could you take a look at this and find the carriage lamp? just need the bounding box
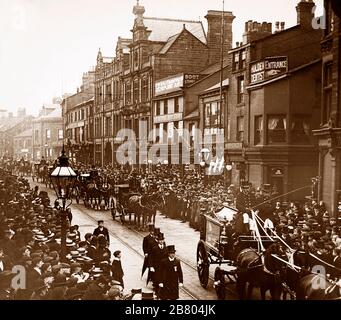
[50,146,77,262]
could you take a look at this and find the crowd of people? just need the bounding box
[2,156,341,298]
[0,168,161,300]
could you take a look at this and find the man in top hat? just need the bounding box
[236,181,256,214]
[142,224,155,278]
[93,220,110,245]
[159,245,183,300]
[149,232,167,295]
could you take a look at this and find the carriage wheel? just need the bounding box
[197,240,209,289]
[214,267,226,300]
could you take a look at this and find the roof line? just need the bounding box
[288,58,321,74]
[144,16,202,24]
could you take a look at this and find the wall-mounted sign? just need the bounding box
[250,56,288,85]
[155,73,205,96]
[184,74,206,86]
[155,75,184,96]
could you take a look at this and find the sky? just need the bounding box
[0,0,324,116]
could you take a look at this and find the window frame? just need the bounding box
[254,115,263,145]
[237,76,245,104]
[322,62,333,125]
[291,114,311,145]
[237,116,244,142]
[46,129,51,140]
[267,114,287,144]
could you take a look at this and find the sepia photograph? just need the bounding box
[0,0,341,308]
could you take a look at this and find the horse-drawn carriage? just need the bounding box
[31,162,52,186]
[197,206,282,299]
[198,203,341,300]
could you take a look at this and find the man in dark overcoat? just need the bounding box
[93,220,110,245]
[149,233,167,295]
[142,224,155,278]
[159,245,183,300]
[111,250,124,288]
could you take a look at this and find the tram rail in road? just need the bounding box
[31,181,216,300]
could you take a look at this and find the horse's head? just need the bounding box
[264,243,288,276]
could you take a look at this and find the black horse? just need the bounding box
[235,243,287,300]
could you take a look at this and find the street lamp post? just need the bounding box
[50,146,77,262]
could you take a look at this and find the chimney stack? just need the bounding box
[296,0,315,28]
[242,20,272,44]
[205,10,235,65]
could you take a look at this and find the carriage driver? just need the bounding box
[234,181,257,236]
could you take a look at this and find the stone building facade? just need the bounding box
[223,0,323,200]
[313,0,341,216]
[93,2,234,165]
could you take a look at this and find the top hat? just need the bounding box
[148,224,155,232]
[154,228,160,236]
[167,245,176,253]
[157,233,165,241]
[241,181,251,188]
[141,289,154,300]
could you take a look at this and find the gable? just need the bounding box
[159,29,207,55]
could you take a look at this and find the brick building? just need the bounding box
[93,2,235,165]
[218,0,323,200]
[13,128,33,160]
[62,71,95,164]
[0,109,33,159]
[32,104,63,161]
[313,0,341,216]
